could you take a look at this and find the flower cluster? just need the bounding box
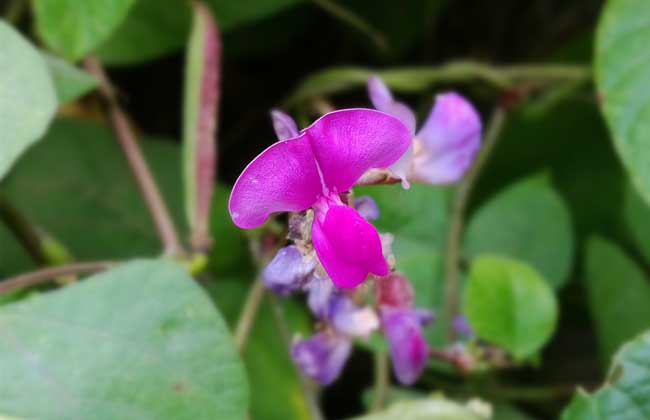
[229,76,482,385]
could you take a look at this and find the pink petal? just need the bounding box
[312,205,388,288]
[412,92,482,184]
[306,109,411,193]
[229,135,322,228]
[367,76,417,135]
[382,307,429,385]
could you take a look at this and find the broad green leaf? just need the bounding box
[0,260,248,419]
[463,256,558,359]
[354,184,450,343]
[464,174,574,289]
[561,331,650,419]
[34,0,136,60]
[584,237,650,366]
[0,118,184,275]
[623,183,650,263]
[349,397,490,420]
[595,0,650,207]
[0,21,57,180]
[43,53,97,103]
[206,277,312,420]
[98,0,191,66]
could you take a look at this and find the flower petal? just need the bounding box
[305,272,336,319]
[270,109,299,141]
[262,245,316,296]
[229,135,322,228]
[382,307,429,385]
[367,76,417,135]
[306,109,411,193]
[375,272,414,308]
[291,332,351,385]
[412,92,482,184]
[329,294,379,337]
[312,205,388,288]
[354,195,380,221]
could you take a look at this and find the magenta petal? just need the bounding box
[270,109,299,141]
[382,307,429,385]
[229,135,321,228]
[412,92,482,184]
[367,76,417,135]
[312,205,388,288]
[306,109,411,193]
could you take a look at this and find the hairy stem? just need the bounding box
[443,105,508,340]
[371,351,390,412]
[84,57,184,257]
[0,262,115,294]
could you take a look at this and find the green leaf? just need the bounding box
[463,255,558,359]
[595,0,650,207]
[97,0,191,66]
[354,184,450,343]
[464,174,574,289]
[0,21,57,181]
[623,183,650,263]
[348,397,490,420]
[0,260,248,419]
[43,53,97,104]
[584,237,650,366]
[561,330,650,419]
[206,277,312,420]
[34,0,136,60]
[0,118,185,275]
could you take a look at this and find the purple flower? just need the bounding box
[354,195,380,221]
[291,331,352,385]
[229,109,411,288]
[271,109,299,141]
[375,272,414,308]
[381,307,429,385]
[305,272,335,319]
[367,76,482,188]
[328,293,379,338]
[452,314,475,338]
[262,245,316,295]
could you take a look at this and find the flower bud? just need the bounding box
[291,332,352,385]
[452,314,474,338]
[354,195,380,221]
[329,294,379,338]
[262,245,316,296]
[375,272,414,308]
[381,307,429,385]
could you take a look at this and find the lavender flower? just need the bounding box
[354,195,380,221]
[367,76,482,188]
[291,331,352,385]
[381,307,429,385]
[262,245,316,295]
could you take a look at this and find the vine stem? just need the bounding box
[0,262,114,295]
[371,351,390,412]
[443,105,508,340]
[84,57,184,257]
[0,195,49,265]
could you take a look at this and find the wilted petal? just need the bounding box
[312,205,388,288]
[367,76,417,135]
[262,245,316,296]
[306,272,336,319]
[354,195,380,221]
[382,307,429,385]
[271,109,299,141]
[329,294,379,337]
[229,135,321,228]
[306,109,411,193]
[412,92,482,184]
[375,272,414,308]
[291,332,352,385]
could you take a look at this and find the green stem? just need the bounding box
[0,261,114,294]
[233,278,265,352]
[371,351,390,412]
[311,0,388,52]
[443,105,508,340]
